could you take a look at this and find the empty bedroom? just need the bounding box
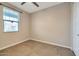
[0,2,79,56]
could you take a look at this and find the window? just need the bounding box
[3,7,20,32]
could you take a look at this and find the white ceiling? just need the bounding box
[9,2,62,13]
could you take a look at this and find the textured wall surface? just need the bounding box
[0,5,30,49]
[31,3,71,48]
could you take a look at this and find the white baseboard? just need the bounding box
[31,38,72,50]
[0,37,72,51]
[0,37,30,50]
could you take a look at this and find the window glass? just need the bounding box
[3,7,20,32]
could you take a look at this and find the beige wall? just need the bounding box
[31,3,71,48]
[0,2,72,50]
[0,5,30,49]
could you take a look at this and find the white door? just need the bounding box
[73,2,79,56]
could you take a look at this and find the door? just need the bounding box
[73,2,79,56]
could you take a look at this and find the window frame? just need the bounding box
[3,7,20,32]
